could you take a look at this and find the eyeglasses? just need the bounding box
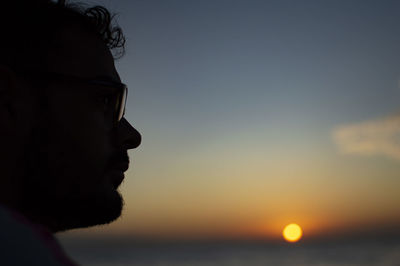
[17,70,128,127]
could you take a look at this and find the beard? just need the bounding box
[17,100,124,232]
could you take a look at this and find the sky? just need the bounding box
[62,0,400,242]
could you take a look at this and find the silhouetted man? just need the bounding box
[0,1,141,264]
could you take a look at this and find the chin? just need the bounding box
[20,184,124,232]
[59,188,124,231]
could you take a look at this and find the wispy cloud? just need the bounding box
[333,114,400,160]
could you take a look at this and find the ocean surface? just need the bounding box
[58,237,400,266]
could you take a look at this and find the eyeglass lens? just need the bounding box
[117,86,127,122]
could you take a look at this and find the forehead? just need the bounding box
[46,24,120,81]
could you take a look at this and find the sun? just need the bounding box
[282,223,303,243]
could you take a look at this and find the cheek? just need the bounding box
[59,130,111,186]
[45,128,110,194]
[46,90,114,190]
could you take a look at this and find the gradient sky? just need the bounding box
[63,0,400,241]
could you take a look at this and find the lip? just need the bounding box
[107,160,129,189]
[108,170,125,189]
[111,161,129,172]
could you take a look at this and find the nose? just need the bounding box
[116,117,141,150]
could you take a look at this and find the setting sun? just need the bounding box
[283,224,303,242]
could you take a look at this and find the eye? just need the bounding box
[97,94,115,112]
[102,95,111,105]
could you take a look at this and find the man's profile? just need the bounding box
[0,0,141,264]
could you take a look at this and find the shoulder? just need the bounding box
[0,205,78,266]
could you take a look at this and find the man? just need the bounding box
[0,0,141,264]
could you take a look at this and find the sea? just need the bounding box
[58,237,400,266]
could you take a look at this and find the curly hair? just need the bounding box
[60,1,126,58]
[0,0,126,70]
[83,5,126,56]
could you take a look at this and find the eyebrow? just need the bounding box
[95,75,122,84]
[88,76,125,95]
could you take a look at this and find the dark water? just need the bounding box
[58,238,400,266]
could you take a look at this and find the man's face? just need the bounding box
[19,25,141,232]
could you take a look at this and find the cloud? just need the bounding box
[333,114,400,160]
